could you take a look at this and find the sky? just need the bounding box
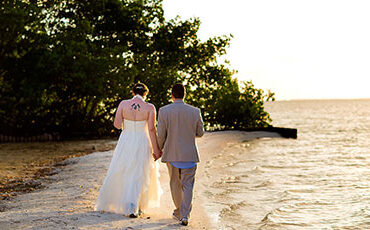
[162,0,370,100]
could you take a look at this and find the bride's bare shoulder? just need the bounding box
[120,99,131,104]
[146,102,156,109]
[117,99,131,109]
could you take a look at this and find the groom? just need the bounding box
[156,83,204,226]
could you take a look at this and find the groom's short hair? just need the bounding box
[171,83,185,99]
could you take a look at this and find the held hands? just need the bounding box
[152,149,162,161]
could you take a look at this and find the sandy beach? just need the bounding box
[0,131,281,230]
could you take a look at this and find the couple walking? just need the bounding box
[94,83,204,226]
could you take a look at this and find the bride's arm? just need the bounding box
[113,101,124,129]
[148,105,161,157]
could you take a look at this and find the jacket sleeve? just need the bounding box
[196,108,204,137]
[157,108,167,149]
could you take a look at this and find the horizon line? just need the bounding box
[270,97,370,102]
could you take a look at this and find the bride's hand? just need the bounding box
[153,150,162,161]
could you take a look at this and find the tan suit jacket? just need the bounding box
[157,100,204,162]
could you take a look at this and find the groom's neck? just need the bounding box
[171,96,184,102]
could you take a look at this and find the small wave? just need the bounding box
[294,200,333,207]
[262,164,302,169]
[260,207,310,228]
[224,176,241,184]
[223,162,237,168]
[261,211,273,222]
[279,197,299,203]
[212,188,236,197]
[254,180,273,188]
[211,176,241,188]
[220,201,247,218]
[251,166,264,173]
[286,188,316,193]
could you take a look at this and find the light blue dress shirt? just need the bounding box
[170,162,197,169]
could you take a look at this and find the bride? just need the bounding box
[94,83,162,218]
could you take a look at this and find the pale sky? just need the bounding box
[162,0,370,100]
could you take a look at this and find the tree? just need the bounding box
[0,0,49,136]
[0,0,274,139]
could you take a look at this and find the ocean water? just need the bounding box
[203,99,370,229]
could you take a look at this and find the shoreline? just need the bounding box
[0,138,118,202]
[0,131,282,229]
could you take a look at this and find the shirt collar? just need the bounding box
[173,99,184,104]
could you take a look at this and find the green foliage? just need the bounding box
[206,80,275,130]
[0,0,275,138]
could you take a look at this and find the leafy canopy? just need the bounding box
[0,0,274,138]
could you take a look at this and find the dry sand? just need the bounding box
[0,131,281,230]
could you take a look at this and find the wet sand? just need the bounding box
[0,131,281,229]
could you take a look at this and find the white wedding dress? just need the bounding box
[94,119,161,215]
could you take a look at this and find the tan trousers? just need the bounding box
[166,162,197,219]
